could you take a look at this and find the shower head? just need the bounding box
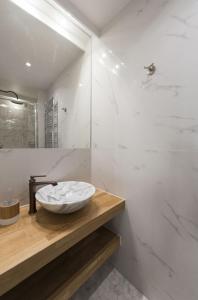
[11,99,24,105]
[0,89,24,105]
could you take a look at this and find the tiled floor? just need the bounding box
[71,263,148,300]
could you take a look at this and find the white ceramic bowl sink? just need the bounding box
[36,181,96,214]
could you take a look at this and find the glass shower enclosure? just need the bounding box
[0,95,37,148]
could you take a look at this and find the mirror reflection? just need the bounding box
[0,0,91,149]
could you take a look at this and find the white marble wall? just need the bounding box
[91,0,198,299]
[0,149,90,205]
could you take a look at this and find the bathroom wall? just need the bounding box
[47,44,91,149]
[91,0,198,299]
[0,149,90,205]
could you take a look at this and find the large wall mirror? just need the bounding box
[0,0,91,149]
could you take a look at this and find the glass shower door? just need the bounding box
[0,97,37,148]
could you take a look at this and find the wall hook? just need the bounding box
[144,63,156,76]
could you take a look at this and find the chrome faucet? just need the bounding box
[29,175,57,214]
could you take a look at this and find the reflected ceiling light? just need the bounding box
[25,62,31,67]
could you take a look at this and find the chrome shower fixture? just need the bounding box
[144,63,156,76]
[0,89,24,105]
[11,99,24,105]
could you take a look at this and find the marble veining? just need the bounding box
[136,235,175,278]
[163,199,198,244]
[161,213,183,239]
[171,15,198,29]
[46,150,76,175]
[91,0,198,299]
[143,82,183,97]
[36,181,95,214]
[165,33,189,40]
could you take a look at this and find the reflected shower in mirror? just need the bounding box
[0,0,91,149]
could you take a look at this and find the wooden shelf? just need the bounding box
[2,227,120,300]
[0,189,125,296]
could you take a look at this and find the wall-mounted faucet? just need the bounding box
[29,175,57,214]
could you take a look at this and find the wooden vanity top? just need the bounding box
[0,189,125,296]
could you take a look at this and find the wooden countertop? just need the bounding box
[0,189,125,296]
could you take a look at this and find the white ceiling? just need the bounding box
[0,0,131,94]
[0,0,83,92]
[57,0,131,32]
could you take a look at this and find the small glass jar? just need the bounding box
[0,199,20,226]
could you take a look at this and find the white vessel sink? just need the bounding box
[35,181,96,214]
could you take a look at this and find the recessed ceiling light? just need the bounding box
[25,62,31,67]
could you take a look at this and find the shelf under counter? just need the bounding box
[0,189,125,297]
[3,227,119,300]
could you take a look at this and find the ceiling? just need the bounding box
[57,0,132,32]
[0,0,83,93]
[0,0,132,94]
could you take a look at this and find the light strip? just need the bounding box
[10,0,90,51]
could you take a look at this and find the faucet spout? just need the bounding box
[33,181,58,186]
[29,176,58,215]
